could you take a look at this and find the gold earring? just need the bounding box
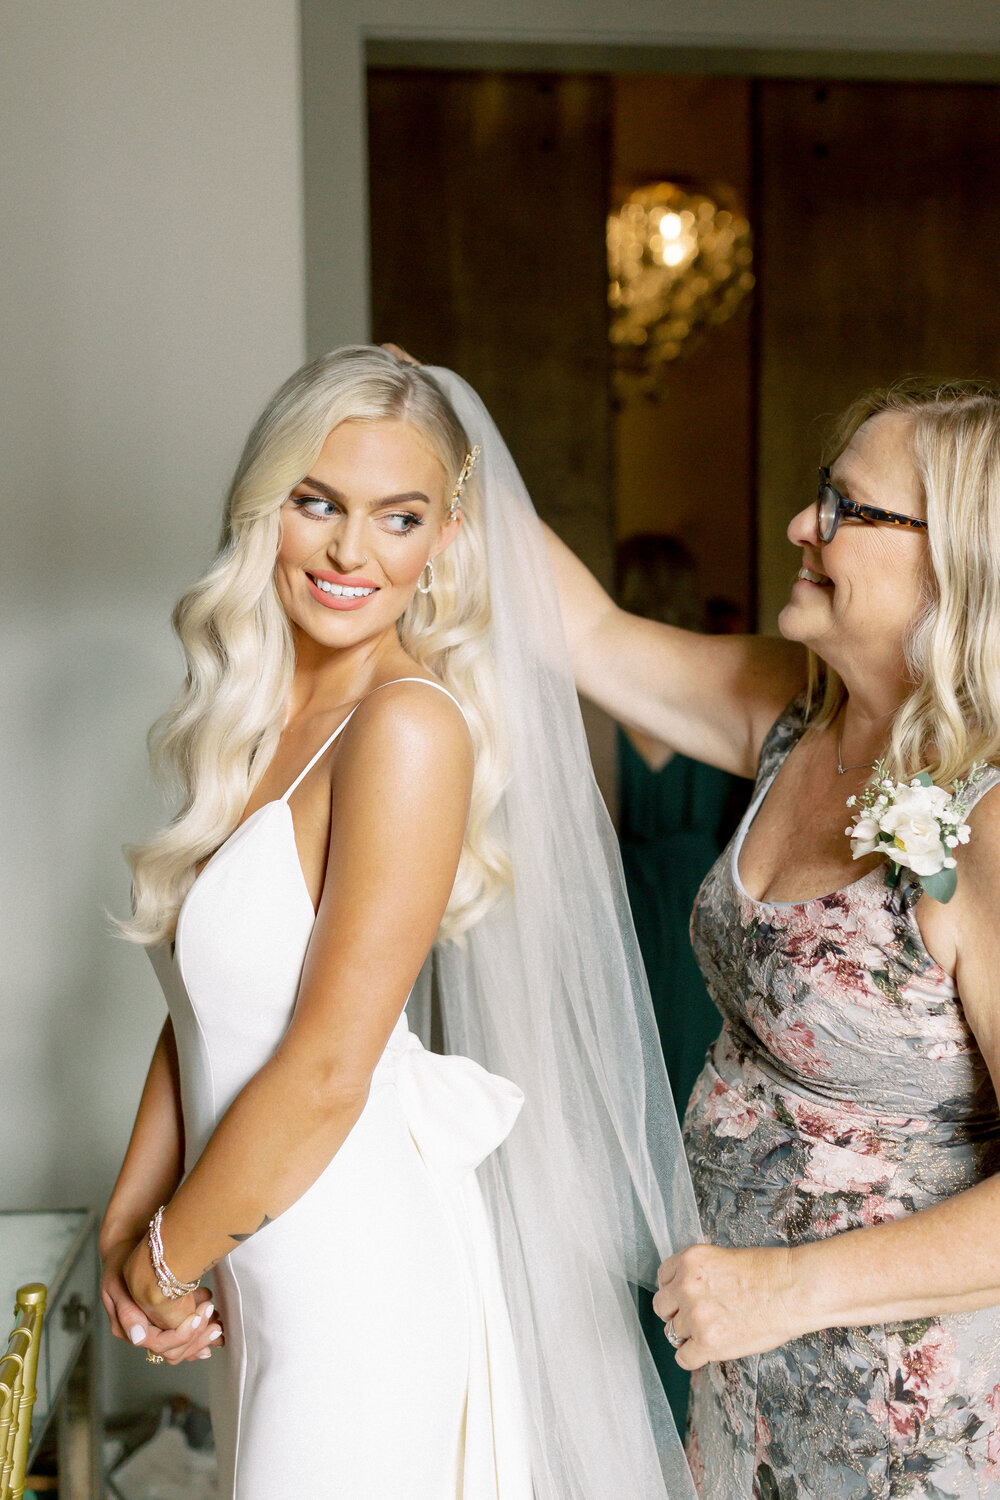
[416,560,434,595]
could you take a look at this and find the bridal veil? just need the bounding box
[414,368,702,1499]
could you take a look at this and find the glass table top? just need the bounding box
[0,1209,91,1316]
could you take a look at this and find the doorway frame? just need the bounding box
[300,2,1000,357]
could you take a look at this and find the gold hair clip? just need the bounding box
[449,445,481,519]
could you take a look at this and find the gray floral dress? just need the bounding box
[684,697,1000,1500]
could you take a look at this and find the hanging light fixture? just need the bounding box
[607,180,754,399]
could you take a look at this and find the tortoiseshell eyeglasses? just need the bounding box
[817,467,929,543]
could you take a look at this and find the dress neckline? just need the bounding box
[728,766,959,993]
[173,801,315,965]
[731,767,884,911]
[180,676,469,938]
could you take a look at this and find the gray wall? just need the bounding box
[2,0,304,1409]
[5,0,1000,1423]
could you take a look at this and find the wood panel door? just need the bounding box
[368,68,617,794]
[756,79,1000,626]
[368,69,614,583]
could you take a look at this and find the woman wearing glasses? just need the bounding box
[546,379,1000,1498]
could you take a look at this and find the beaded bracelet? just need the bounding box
[147,1205,200,1300]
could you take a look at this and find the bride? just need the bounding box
[98,346,701,1498]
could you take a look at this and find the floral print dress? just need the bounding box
[684,698,1000,1500]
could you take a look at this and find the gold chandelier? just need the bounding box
[607,181,754,398]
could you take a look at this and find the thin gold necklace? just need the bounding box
[836,727,874,777]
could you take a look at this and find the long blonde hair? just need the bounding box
[806,378,1000,782]
[121,347,508,946]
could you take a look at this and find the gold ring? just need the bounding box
[145,1350,165,1364]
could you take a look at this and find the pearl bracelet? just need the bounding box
[147,1205,200,1300]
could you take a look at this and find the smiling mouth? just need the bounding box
[797,567,833,587]
[308,575,378,599]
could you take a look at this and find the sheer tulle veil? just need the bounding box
[412,368,703,1498]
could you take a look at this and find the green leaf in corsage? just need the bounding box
[844,762,984,904]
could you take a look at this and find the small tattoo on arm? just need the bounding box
[229,1215,274,1244]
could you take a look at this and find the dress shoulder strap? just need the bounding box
[961,762,1000,811]
[753,690,811,794]
[281,678,468,801]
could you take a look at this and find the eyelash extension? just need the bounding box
[292,496,336,518]
[291,498,425,532]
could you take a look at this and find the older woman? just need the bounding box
[545,380,1000,1498]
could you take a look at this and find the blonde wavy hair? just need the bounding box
[121,347,509,947]
[805,377,1000,783]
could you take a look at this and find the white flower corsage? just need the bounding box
[845,764,983,903]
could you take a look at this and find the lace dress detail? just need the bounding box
[684,696,1000,1500]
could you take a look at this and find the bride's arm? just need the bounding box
[122,688,472,1320]
[542,521,806,778]
[100,1020,217,1361]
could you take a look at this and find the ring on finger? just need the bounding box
[666,1320,685,1349]
[145,1350,165,1364]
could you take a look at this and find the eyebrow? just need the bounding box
[296,476,431,508]
[830,464,871,505]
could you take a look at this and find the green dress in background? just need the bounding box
[617,730,745,1432]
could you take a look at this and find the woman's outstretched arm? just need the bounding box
[542,521,806,778]
[122,686,472,1320]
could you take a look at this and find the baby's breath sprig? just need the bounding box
[845,761,985,903]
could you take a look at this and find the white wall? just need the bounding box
[1,0,305,1410]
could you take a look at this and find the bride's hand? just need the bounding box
[653,1243,801,1369]
[102,1238,225,1365]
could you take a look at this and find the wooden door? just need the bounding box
[755,79,1000,626]
[368,68,617,792]
[368,69,614,584]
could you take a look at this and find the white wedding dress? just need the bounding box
[149,680,533,1499]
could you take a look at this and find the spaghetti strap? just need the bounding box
[962,762,1000,809]
[281,678,468,801]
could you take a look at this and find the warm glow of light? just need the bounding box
[607,179,754,398]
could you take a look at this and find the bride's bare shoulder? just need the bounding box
[331,676,472,782]
[320,677,474,882]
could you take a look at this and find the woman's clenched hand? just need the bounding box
[653,1242,804,1370]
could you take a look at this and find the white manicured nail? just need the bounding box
[208,1326,222,1342]
[198,1349,212,1359]
[129,1326,145,1346]
[202,1302,215,1320]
